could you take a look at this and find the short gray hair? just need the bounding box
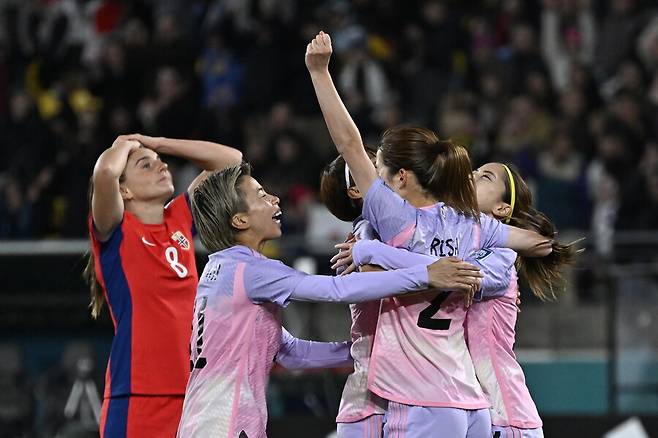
[191,163,251,252]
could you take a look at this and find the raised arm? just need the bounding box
[91,136,141,240]
[305,31,377,195]
[123,134,243,196]
[275,327,352,370]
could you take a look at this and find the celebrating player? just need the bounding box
[176,163,483,437]
[306,31,553,437]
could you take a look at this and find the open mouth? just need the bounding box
[272,211,282,224]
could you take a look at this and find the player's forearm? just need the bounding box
[309,70,364,157]
[292,265,429,303]
[152,137,243,170]
[507,227,553,257]
[93,141,139,181]
[353,239,436,270]
[276,328,352,369]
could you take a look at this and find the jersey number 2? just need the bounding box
[416,291,452,330]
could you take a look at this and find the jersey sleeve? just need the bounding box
[275,327,353,370]
[243,257,430,305]
[352,218,379,241]
[88,213,124,247]
[468,248,517,301]
[242,258,306,307]
[353,239,437,270]
[479,213,510,249]
[362,178,418,248]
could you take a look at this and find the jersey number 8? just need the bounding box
[165,246,188,278]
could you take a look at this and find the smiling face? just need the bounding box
[120,147,174,203]
[234,176,282,245]
[472,162,510,220]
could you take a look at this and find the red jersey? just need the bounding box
[90,194,198,398]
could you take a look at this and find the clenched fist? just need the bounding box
[305,31,332,73]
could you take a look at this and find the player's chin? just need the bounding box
[270,226,283,239]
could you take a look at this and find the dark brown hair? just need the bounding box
[83,174,125,319]
[319,147,377,222]
[378,126,479,219]
[500,163,581,301]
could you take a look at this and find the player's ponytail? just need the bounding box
[379,126,479,218]
[426,140,479,220]
[500,164,581,301]
[84,254,105,319]
[84,177,105,319]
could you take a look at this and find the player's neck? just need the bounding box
[235,233,265,254]
[126,200,165,224]
[404,190,437,209]
[398,179,436,208]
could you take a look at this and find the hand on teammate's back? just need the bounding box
[305,31,332,73]
[331,240,357,274]
[427,257,482,299]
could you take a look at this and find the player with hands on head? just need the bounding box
[85,133,242,438]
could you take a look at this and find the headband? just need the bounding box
[345,162,352,189]
[501,164,516,224]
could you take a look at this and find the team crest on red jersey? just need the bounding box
[171,231,190,250]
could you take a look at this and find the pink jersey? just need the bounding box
[337,218,387,423]
[177,248,282,438]
[178,243,433,437]
[362,178,509,408]
[337,299,388,422]
[466,249,542,429]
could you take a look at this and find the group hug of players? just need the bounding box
[87,32,577,438]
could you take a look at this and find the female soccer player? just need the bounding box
[306,31,553,437]
[85,133,243,437]
[321,155,503,438]
[321,153,387,437]
[176,163,483,438]
[468,162,577,438]
[336,162,578,438]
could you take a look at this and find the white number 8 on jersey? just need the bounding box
[165,246,188,278]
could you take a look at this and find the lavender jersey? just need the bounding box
[337,218,387,423]
[362,178,509,408]
[465,248,543,429]
[178,245,432,438]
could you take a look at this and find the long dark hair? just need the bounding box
[501,163,581,301]
[378,126,479,219]
[84,177,108,319]
[319,147,377,222]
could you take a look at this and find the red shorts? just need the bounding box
[100,395,184,438]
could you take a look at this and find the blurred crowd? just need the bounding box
[0,0,657,247]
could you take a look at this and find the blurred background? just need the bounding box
[0,0,657,436]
